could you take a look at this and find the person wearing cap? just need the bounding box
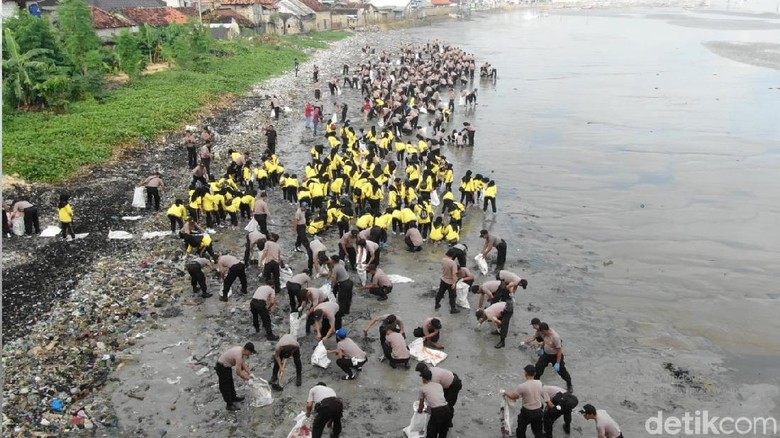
[479,230,507,271]
[286,268,313,312]
[534,323,573,393]
[520,318,545,349]
[215,342,256,411]
[293,202,309,253]
[244,230,266,266]
[475,300,513,349]
[417,369,454,437]
[185,257,214,299]
[363,314,406,360]
[338,229,359,271]
[496,270,529,294]
[361,264,393,301]
[311,301,340,340]
[250,279,280,341]
[216,253,247,302]
[138,172,168,212]
[270,334,302,391]
[449,243,468,268]
[306,382,343,438]
[436,251,460,314]
[580,404,622,438]
[415,363,463,408]
[327,255,353,325]
[253,191,271,236]
[328,329,367,380]
[11,200,41,236]
[260,233,285,292]
[543,384,578,437]
[502,364,549,438]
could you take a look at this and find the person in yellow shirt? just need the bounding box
[429,216,445,242]
[240,191,255,220]
[443,164,454,192]
[355,211,375,230]
[183,232,216,261]
[202,191,219,228]
[254,165,269,191]
[395,139,406,163]
[224,195,241,228]
[400,205,417,232]
[472,174,487,204]
[415,201,434,239]
[448,201,465,228]
[307,212,326,235]
[483,180,498,213]
[188,189,203,223]
[167,199,189,234]
[444,222,460,244]
[375,209,393,243]
[58,194,76,240]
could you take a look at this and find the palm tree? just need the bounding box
[3,28,52,108]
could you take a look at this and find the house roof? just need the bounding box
[173,6,200,18]
[220,0,277,5]
[90,5,133,29]
[117,7,191,26]
[298,0,328,12]
[430,0,450,5]
[277,0,314,17]
[369,0,410,11]
[206,8,255,27]
[86,0,166,12]
[331,2,370,10]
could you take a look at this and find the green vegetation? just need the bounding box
[1,0,353,182]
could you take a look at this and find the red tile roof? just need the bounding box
[298,0,328,12]
[207,8,256,27]
[117,7,191,26]
[220,0,278,5]
[173,6,200,18]
[431,0,451,5]
[90,5,133,29]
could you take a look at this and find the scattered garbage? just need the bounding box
[108,230,134,239]
[408,338,447,366]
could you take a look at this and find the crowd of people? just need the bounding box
[2,38,623,438]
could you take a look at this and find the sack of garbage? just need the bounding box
[455,280,471,309]
[132,187,146,208]
[403,400,428,437]
[500,395,517,436]
[280,266,294,286]
[244,218,260,233]
[458,96,465,107]
[287,411,313,438]
[474,254,489,276]
[430,190,440,207]
[318,264,330,277]
[311,341,331,368]
[11,217,25,236]
[408,338,447,366]
[321,282,336,302]
[248,378,274,407]
[289,312,307,338]
[357,263,367,286]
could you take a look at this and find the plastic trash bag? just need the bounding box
[132,187,146,208]
[40,226,61,237]
[248,378,274,408]
[289,312,307,338]
[408,338,447,366]
[319,264,330,277]
[244,218,259,233]
[500,396,517,436]
[475,254,489,276]
[403,400,428,437]
[311,341,331,369]
[321,282,336,302]
[287,411,313,438]
[455,280,471,309]
[387,275,414,284]
[108,230,134,240]
[280,266,294,286]
[337,87,343,96]
[11,217,25,236]
[430,190,440,207]
[331,113,338,124]
[458,97,466,107]
[356,263,367,286]
[142,231,171,239]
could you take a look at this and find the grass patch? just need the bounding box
[2,32,350,183]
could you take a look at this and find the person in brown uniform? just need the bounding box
[11,200,40,236]
[244,230,266,265]
[362,264,393,301]
[270,334,302,391]
[185,257,214,298]
[311,301,340,340]
[286,269,313,312]
[328,329,367,380]
[253,191,271,236]
[215,342,255,411]
[414,317,444,349]
[260,233,284,292]
[363,314,405,361]
[138,172,167,211]
[384,327,411,369]
[436,251,460,314]
[250,279,280,341]
[534,322,573,393]
[475,301,512,349]
[293,202,309,253]
[502,364,550,438]
[217,254,247,302]
[415,363,463,408]
[417,369,454,438]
